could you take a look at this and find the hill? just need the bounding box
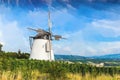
[91,54,120,60]
[55,55,87,60]
[55,54,120,60]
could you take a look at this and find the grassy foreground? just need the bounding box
[0,70,120,80]
[0,58,120,80]
[0,52,120,80]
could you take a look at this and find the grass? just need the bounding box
[0,70,120,80]
[67,73,120,80]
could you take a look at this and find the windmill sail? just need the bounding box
[48,11,52,61]
[48,11,52,30]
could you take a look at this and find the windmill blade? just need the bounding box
[48,11,52,29]
[27,27,46,33]
[48,11,52,61]
[52,35,66,40]
[28,28,38,32]
[61,37,67,39]
[37,29,45,33]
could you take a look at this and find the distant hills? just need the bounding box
[55,55,87,60]
[55,54,120,61]
[91,54,120,60]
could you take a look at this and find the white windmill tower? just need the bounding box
[28,12,65,60]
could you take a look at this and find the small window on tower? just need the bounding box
[42,45,44,48]
[45,42,50,52]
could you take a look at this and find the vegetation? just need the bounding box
[0,51,29,59]
[0,51,120,80]
[0,43,3,52]
[0,71,120,80]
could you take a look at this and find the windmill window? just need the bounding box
[45,42,50,52]
[42,45,44,48]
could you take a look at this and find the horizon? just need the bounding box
[0,0,120,56]
[55,53,120,57]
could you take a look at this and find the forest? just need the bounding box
[0,51,120,80]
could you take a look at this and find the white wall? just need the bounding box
[30,39,54,60]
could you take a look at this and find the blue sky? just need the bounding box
[0,0,120,56]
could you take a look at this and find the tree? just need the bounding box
[0,43,3,52]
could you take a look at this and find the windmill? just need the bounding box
[28,11,65,60]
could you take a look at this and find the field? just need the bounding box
[0,71,120,80]
[0,51,120,80]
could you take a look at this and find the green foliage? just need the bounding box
[48,63,68,79]
[0,52,120,79]
[0,43,3,52]
[0,51,29,59]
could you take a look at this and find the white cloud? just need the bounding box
[53,44,72,54]
[91,19,120,37]
[0,13,29,52]
[96,42,120,54]
[53,19,120,56]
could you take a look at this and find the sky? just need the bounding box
[0,0,120,56]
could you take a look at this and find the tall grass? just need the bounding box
[0,70,120,80]
[0,70,49,80]
[67,73,120,80]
